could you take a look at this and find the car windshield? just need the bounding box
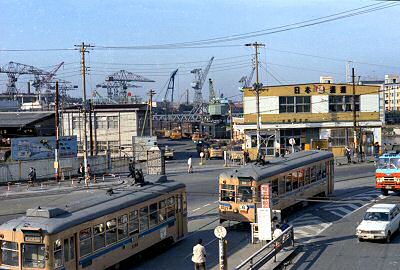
[232,146,242,151]
[212,145,220,149]
[364,212,389,221]
[377,158,400,169]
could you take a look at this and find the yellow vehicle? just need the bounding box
[169,129,182,140]
[219,150,334,223]
[192,132,201,143]
[0,179,187,270]
[209,144,224,159]
[164,146,174,160]
[229,145,244,162]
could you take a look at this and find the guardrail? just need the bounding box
[234,226,294,270]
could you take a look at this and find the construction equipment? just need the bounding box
[169,128,182,140]
[96,70,154,102]
[209,78,216,102]
[239,66,255,91]
[163,69,179,114]
[190,57,214,108]
[0,62,50,95]
[31,62,64,93]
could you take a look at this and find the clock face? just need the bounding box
[214,226,227,239]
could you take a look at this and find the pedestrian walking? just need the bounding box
[127,159,135,178]
[28,167,37,186]
[345,146,352,164]
[77,163,85,183]
[85,164,92,186]
[374,142,380,158]
[275,149,280,158]
[273,224,283,249]
[280,218,290,232]
[188,155,193,173]
[192,238,206,270]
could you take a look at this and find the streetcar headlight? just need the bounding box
[380,230,386,235]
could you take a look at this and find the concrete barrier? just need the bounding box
[0,155,110,184]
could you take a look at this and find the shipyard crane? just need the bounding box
[31,62,64,93]
[96,70,155,102]
[239,66,255,90]
[164,69,178,103]
[190,56,214,105]
[48,79,78,98]
[208,78,216,102]
[0,61,49,95]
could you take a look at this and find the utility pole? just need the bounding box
[55,81,60,181]
[148,89,156,136]
[89,99,94,156]
[245,42,265,158]
[229,102,233,143]
[352,68,363,162]
[75,42,94,176]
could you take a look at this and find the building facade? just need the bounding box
[62,104,150,156]
[235,81,382,158]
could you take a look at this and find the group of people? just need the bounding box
[272,216,290,241]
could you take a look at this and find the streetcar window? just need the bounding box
[221,190,235,202]
[183,193,187,212]
[176,195,182,212]
[140,206,149,232]
[63,239,69,262]
[310,166,316,182]
[278,176,286,195]
[53,239,62,268]
[317,164,322,180]
[299,170,305,187]
[286,173,292,192]
[166,197,175,218]
[292,172,298,190]
[93,223,105,251]
[106,219,117,245]
[79,228,92,257]
[237,186,253,202]
[23,244,45,268]
[1,241,19,267]
[149,203,159,228]
[159,200,167,222]
[322,162,327,178]
[271,179,278,197]
[304,168,311,185]
[70,236,75,261]
[118,214,128,240]
[129,210,139,234]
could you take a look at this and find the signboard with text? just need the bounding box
[257,208,272,241]
[11,136,77,161]
[260,184,271,208]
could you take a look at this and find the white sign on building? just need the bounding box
[257,208,272,241]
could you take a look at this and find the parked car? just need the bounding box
[356,203,400,243]
[163,146,174,160]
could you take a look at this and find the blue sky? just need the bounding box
[1,0,399,101]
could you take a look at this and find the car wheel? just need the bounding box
[386,231,391,243]
[358,237,364,243]
[381,189,389,196]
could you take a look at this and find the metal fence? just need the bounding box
[234,226,294,270]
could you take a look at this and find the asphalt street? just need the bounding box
[0,139,384,270]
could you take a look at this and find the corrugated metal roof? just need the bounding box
[221,150,333,181]
[0,112,54,127]
[0,179,185,234]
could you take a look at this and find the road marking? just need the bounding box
[214,200,219,203]
[204,203,211,207]
[193,208,201,212]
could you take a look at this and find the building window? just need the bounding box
[108,141,119,153]
[329,95,359,112]
[96,116,107,129]
[279,96,311,113]
[107,116,118,129]
[72,116,80,130]
[330,128,353,146]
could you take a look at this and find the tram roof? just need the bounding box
[222,150,333,181]
[0,177,185,234]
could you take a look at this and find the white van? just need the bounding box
[356,203,400,243]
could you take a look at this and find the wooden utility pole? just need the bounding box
[245,42,265,157]
[55,81,60,181]
[229,103,233,143]
[148,89,156,136]
[75,42,94,175]
[352,68,363,162]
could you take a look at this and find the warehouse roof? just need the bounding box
[0,112,54,128]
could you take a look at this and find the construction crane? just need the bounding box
[164,69,178,104]
[0,61,49,95]
[96,70,155,102]
[208,78,216,102]
[190,56,214,105]
[48,80,78,98]
[239,66,255,90]
[31,62,64,93]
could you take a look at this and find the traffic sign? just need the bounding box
[214,225,227,239]
[289,138,296,145]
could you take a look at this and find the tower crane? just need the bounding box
[239,66,255,90]
[190,56,214,105]
[31,62,64,93]
[164,69,178,104]
[0,61,49,95]
[208,78,216,102]
[96,70,154,102]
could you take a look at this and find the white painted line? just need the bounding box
[192,208,201,212]
[204,203,211,207]
[214,200,219,203]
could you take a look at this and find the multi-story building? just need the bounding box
[234,78,382,158]
[381,75,400,124]
[62,104,150,156]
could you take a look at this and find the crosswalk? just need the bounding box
[291,189,384,242]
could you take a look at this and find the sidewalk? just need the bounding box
[334,155,376,166]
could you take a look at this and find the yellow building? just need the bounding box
[234,82,382,158]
